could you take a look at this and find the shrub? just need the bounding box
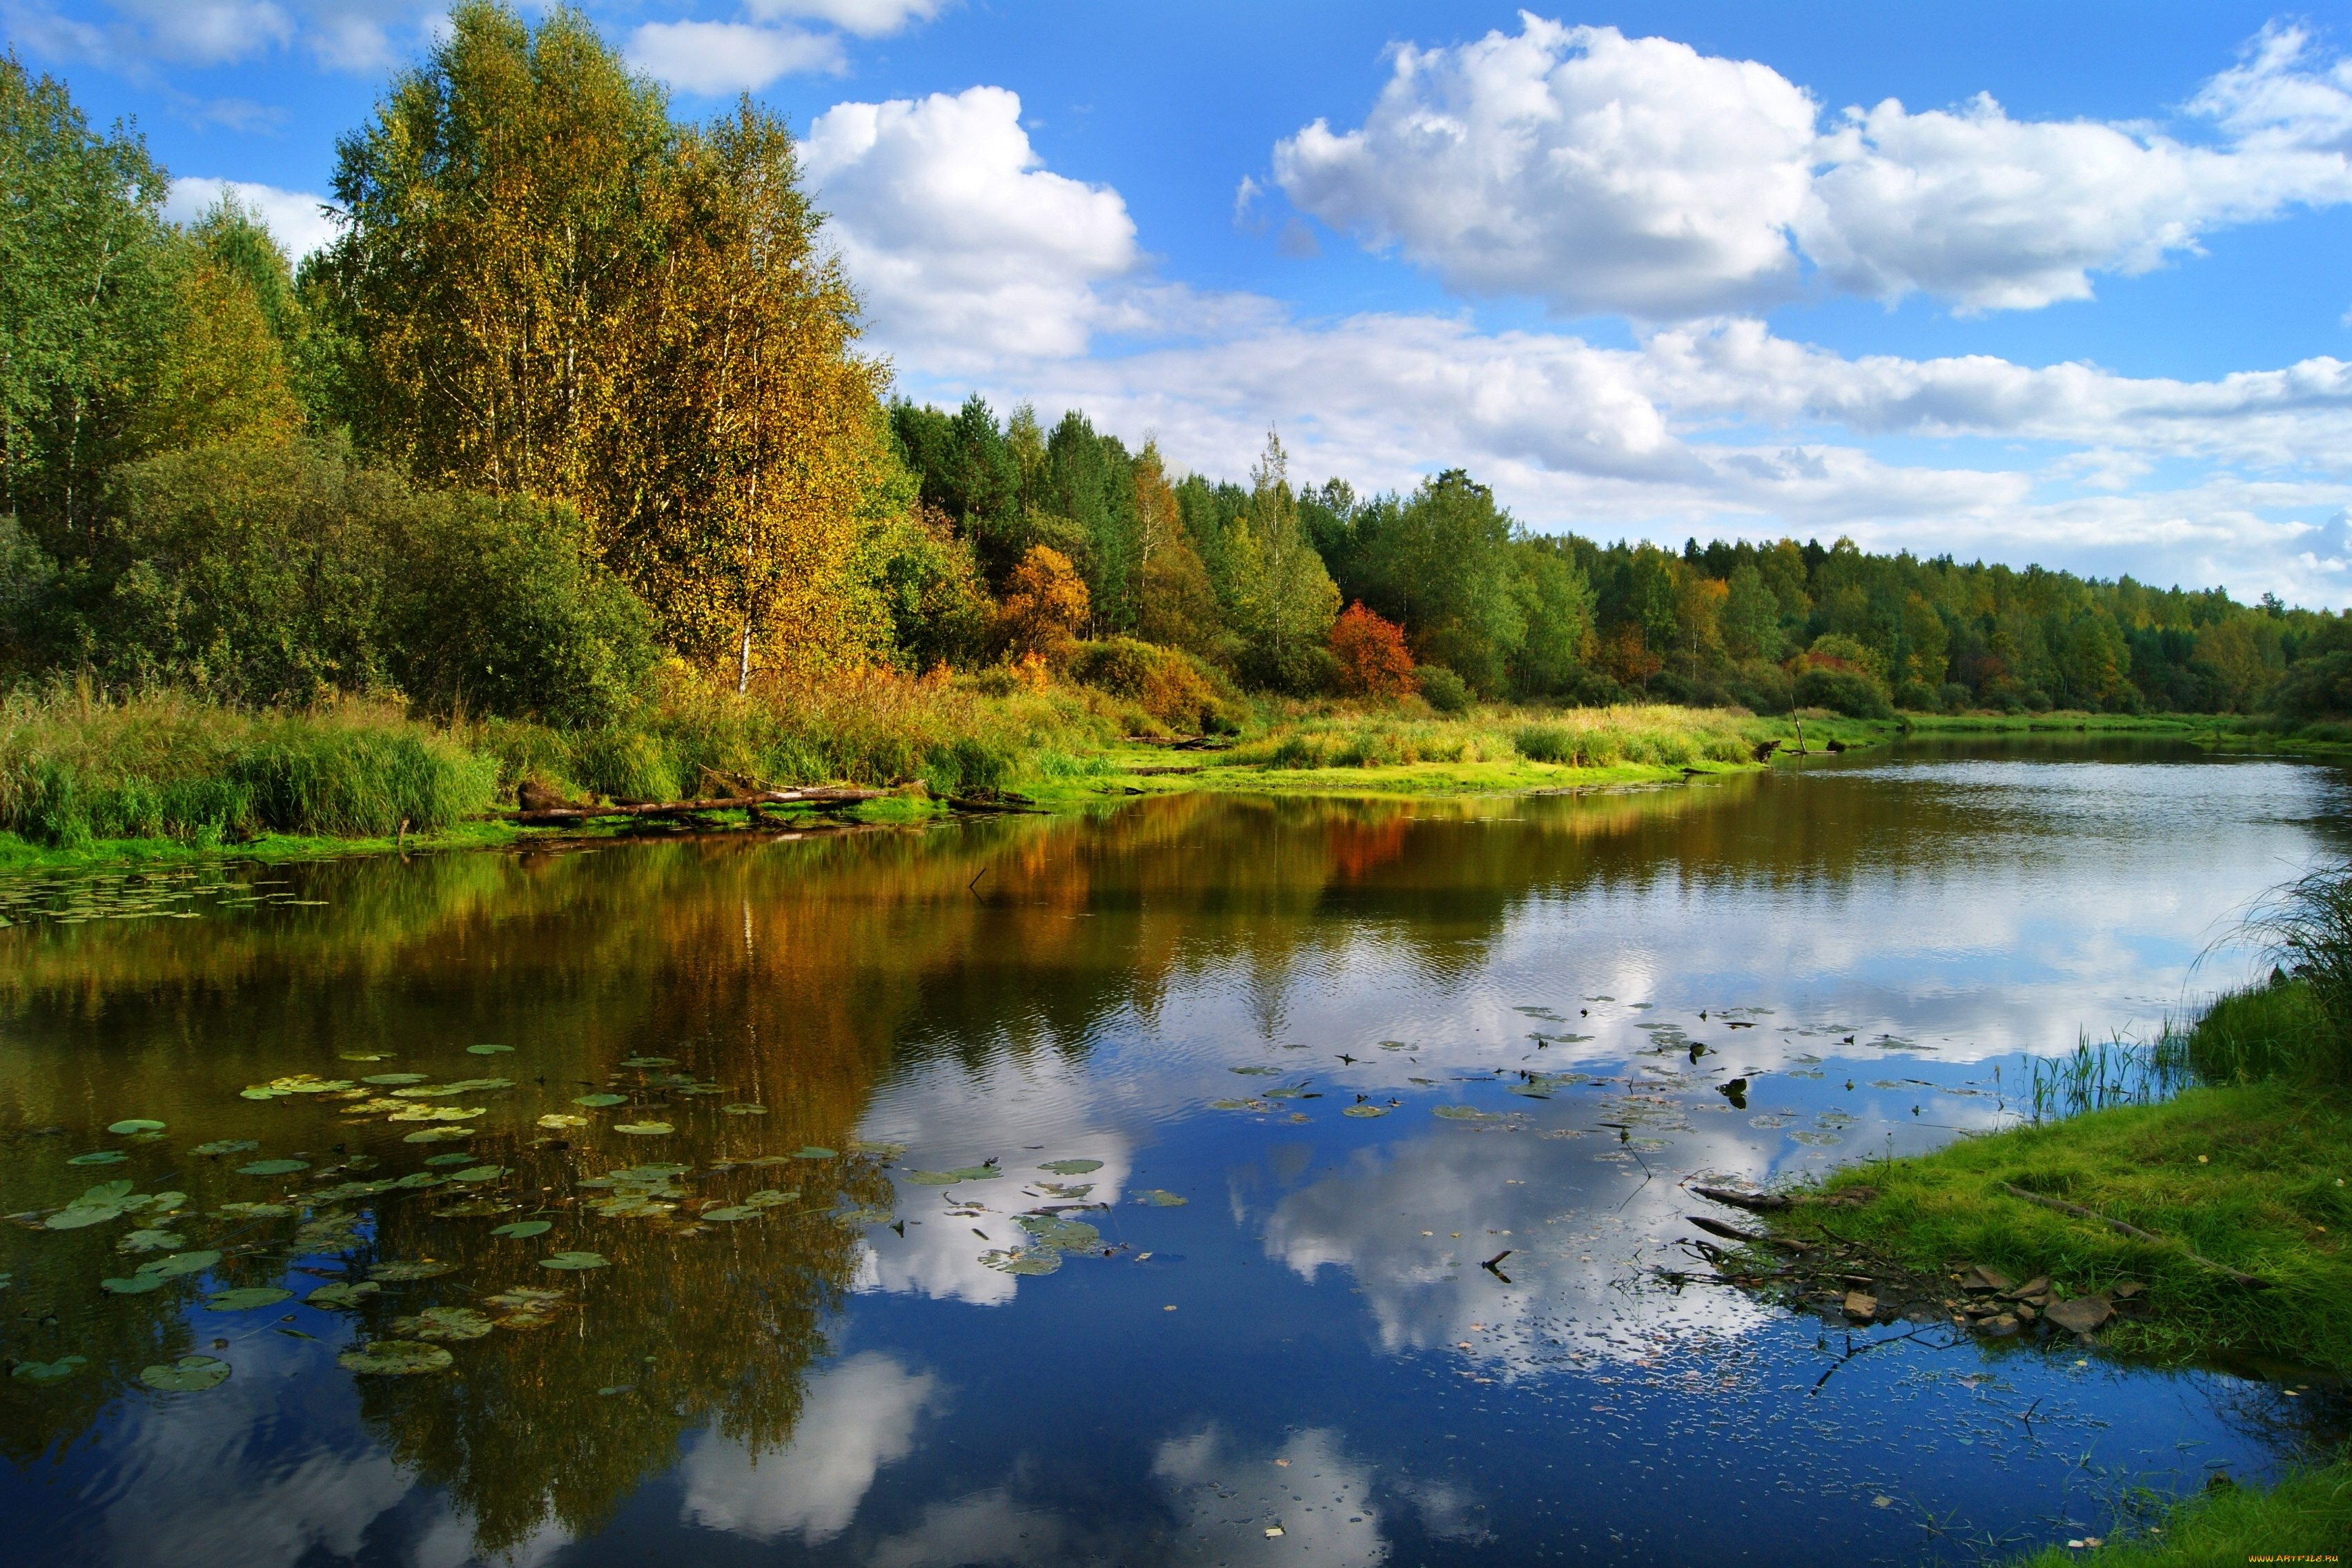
[1064,638,1244,734]
[1513,725,1573,763]
[1328,602,1418,700]
[1892,678,1941,712]
[1938,682,1972,711]
[1415,665,1471,714]
[1723,660,1792,714]
[1562,667,1633,709]
[996,546,1089,657]
[1793,666,1893,719]
[2271,649,2352,720]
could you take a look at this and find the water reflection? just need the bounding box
[0,741,2343,1565]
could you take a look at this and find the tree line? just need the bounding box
[2,5,2344,732]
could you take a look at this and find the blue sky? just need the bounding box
[11,0,2352,606]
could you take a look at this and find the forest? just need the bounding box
[3,2,2348,794]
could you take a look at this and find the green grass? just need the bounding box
[2005,1457,2352,1566]
[1783,1080,2352,1370]
[1899,711,2218,736]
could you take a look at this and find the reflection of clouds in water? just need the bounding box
[94,1335,413,1568]
[855,1051,1135,1306]
[409,1509,569,1568]
[678,1352,941,1544]
[1154,1426,1386,1567]
[1253,1127,1778,1366]
[863,1488,1072,1567]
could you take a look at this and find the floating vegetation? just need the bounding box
[792,1146,836,1159]
[491,1220,551,1239]
[386,1106,484,1124]
[1019,1215,1101,1249]
[338,1341,453,1375]
[241,1075,355,1099]
[46,1181,137,1229]
[101,1273,164,1294]
[106,1119,166,1135]
[1208,1099,1261,1111]
[403,1128,476,1143]
[66,1151,128,1166]
[980,1247,1061,1276]
[721,1104,766,1116]
[701,1206,762,1223]
[1132,1190,1187,1206]
[363,1074,427,1086]
[573,1093,627,1108]
[115,1228,183,1253]
[11,1356,86,1384]
[1433,1106,1500,1121]
[1342,1104,1391,1117]
[205,1286,295,1311]
[190,1139,259,1157]
[848,1140,906,1159]
[1747,1114,1795,1130]
[215,1201,293,1218]
[903,1166,996,1185]
[1038,1159,1102,1175]
[537,1114,590,1129]
[540,1251,609,1271]
[447,1166,505,1182]
[742,1190,799,1208]
[391,1306,493,1341]
[139,1355,231,1392]
[304,1282,380,1309]
[466,1044,514,1055]
[236,1159,309,1175]
[613,1121,672,1137]
[1790,1130,1845,1146]
[483,1286,568,1329]
[1035,1182,1092,1198]
[1229,1066,1282,1077]
[369,1260,456,1282]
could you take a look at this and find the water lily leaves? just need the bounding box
[368,1260,458,1282]
[236,1158,309,1176]
[1038,1159,1103,1175]
[205,1286,295,1311]
[700,1206,761,1223]
[537,1114,589,1130]
[67,1151,128,1166]
[980,1247,1061,1276]
[387,1106,484,1123]
[1433,1106,1499,1121]
[101,1273,166,1294]
[447,1166,507,1183]
[620,1056,676,1068]
[391,1306,493,1341]
[1019,1215,1100,1250]
[1747,1114,1794,1130]
[107,1119,166,1136]
[139,1355,231,1392]
[721,1104,767,1116]
[849,1139,907,1159]
[742,1190,800,1208]
[1230,1066,1282,1077]
[491,1220,551,1240]
[793,1147,838,1160]
[901,1170,963,1186]
[143,1250,222,1279]
[466,1043,514,1055]
[484,1286,569,1329]
[1790,1130,1844,1146]
[11,1356,86,1384]
[116,1228,184,1253]
[304,1282,380,1309]
[393,1078,510,1097]
[832,1206,894,1229]
[337,1341,453,1375]
[614,1123,673,1137]
[190,1139,259,1157]
[540,1251,609,1271]
[213,1201,293,1218]
[587,1195,672,1217]
[1209,1099,1259,1111]
[1342,1104,1392,1118]
[573,1094,627,1108]
[1035,1182,1093,1199]
[402,1128,476,1143]
[46,1202,125,1230]
[1133,1190,1188,1206]
[146,1190,187,1212]
[362,1074,428,1086]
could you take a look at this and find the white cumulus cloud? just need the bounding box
[804,86,1139,366]
[625,20,843,94]
[743,0,948,38]
[1271,15,2352,320]
[166,176,340,260]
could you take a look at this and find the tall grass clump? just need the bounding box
[0,683,495,845]
[2179,860,2352,1086]
[1221,703,1754,772]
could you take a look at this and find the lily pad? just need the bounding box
[1038,1159,1103,1175]
[190,1139,259,1157]
[1432,1105,1498,1121]
[742,1189,801,1208]
[466,1043,515,1055]
[424,1152,479,1166]
[980,1246,1062,1276]
[573,1094,627,1108]
[139,1354,231,1392]
[848,1140,908,1159]
[614,1122,673,1137]
[337,1341,453,1375]
[45,1203,125,1231]
[1019,1215,1100,1250]
[362,1074,428,1086]
[116,1228,184,1253]
[1229,1066,1282,1077]
[402,1128,476,1143]
[305,1282,381,1309]
[205,1286,296,1311]
[447,1166,507,1182]
[700,1206,761,1223]
[540,1251,609,1271]
[101,1273,167,1294]
[391,1306,493,1340]
[537,1114,590,1130]
[901,1170,964,1186]
[1342,1104,1392,1118]
[793,1147,838,1160]
[721,1104,767,1116]
[386,1106,484,1122]
[236,1159,310,1176]
[107,1119,166,1135]
[141,1250,222,1278]
[67,1151,128,1166]
[1209,1099,1260,1111]
[368,1260,457,1282]
[10,1356,86,1384]
[1790,1130,1845,1146]
[491,1219,552,1239]
[213,1201,293,1217]
[1132,1190,1188,1206]
[620,1056,676,1068]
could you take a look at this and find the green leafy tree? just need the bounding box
[1222,430,1339,689]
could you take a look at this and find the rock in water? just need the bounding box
[1960,1264,2015,1293]
[1843,1291,1878,1320]
[1974,1313,2021,1337]
[2044,1296,2114,1336]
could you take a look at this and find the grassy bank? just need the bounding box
[2008,1458,2352,1565]
[1899,711,2221,737]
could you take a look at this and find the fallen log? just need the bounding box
[479,787,886,825]
[1997,1183,2270,1289]
[1692,1184,1878,1213]
[1686,1214,1809,1251]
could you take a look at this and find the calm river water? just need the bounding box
[1,741,2346,1567]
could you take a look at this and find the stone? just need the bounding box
[2013,1303,2037,1323]
[2111,1278,2144,1300]
[1974,1313,2021,1337]
[1960,1264,2015,1293]
[2001,1275,2052,1300]
[2044,1296,2113,1336]
[1843,1291,1878,1320]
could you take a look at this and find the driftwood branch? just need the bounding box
[1997,1184,2270,1289]
[1692,1184,1877,1213]
[479,787,886,825]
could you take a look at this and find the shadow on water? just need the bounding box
[0,738,2344,1565]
